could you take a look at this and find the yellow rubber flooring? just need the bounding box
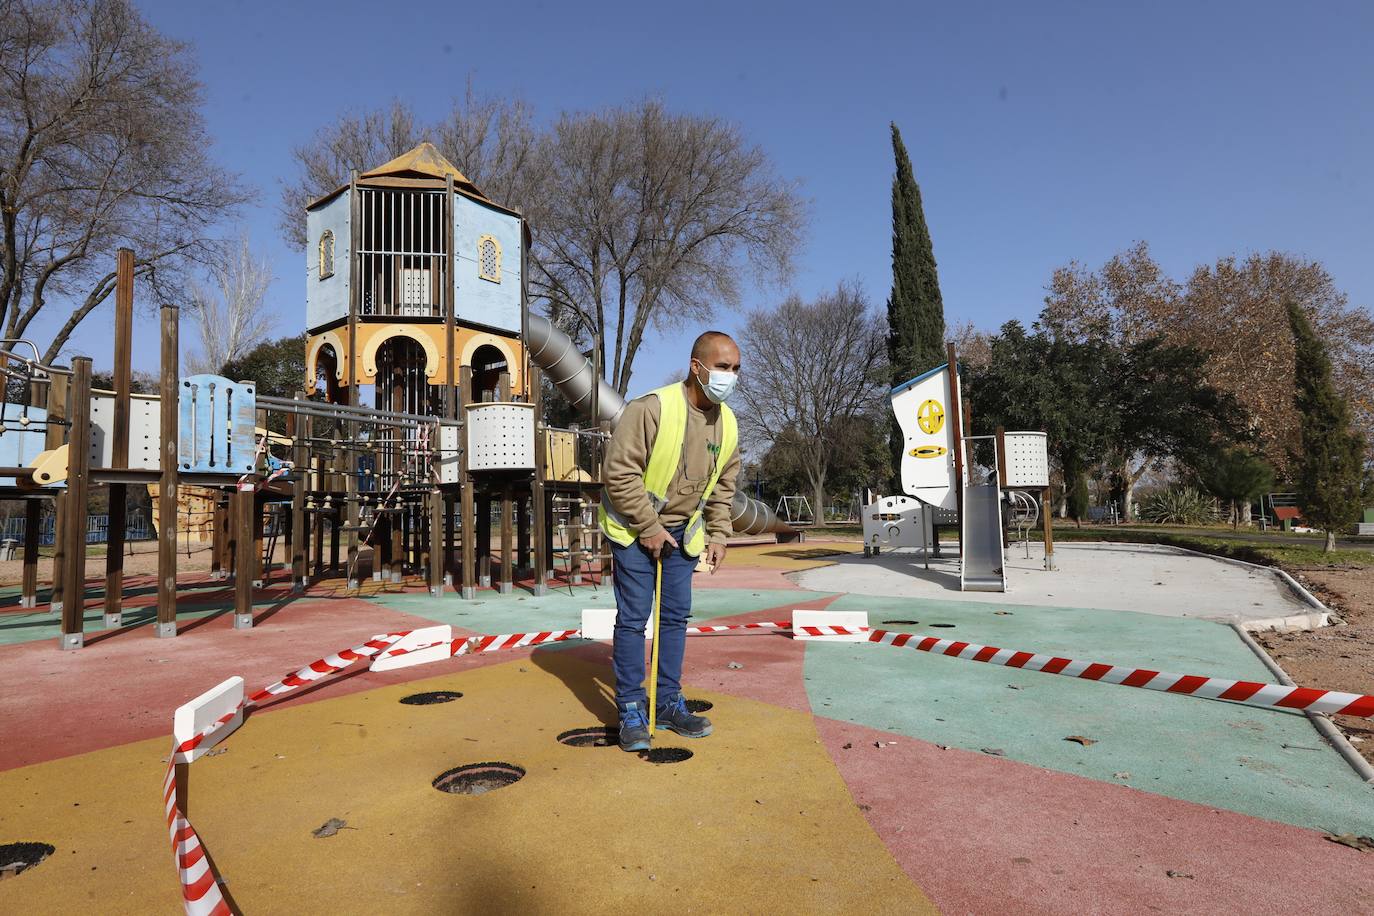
[722,541,862,571]
[0,651,933,914]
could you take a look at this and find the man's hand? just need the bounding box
[640,528,678,557]
[705,542,726,573]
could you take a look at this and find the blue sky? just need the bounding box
[47,1,1374,398]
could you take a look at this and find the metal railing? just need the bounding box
[0,514,152,546]
[357,188,448,319]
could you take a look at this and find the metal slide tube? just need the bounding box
[525,315,793,536]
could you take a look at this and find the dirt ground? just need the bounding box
[1255,566,1374,766]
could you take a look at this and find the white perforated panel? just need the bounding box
[1004,431,1049,488]
[89,394,161,470]
[439,424,461,483]
[466,403,534,471]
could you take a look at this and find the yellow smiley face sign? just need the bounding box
[917,399,945,435]
[908,445,948,459]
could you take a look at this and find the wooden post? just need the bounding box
[21,498,40,608]
[103,247,135,628]
[233,484,254,628]
[995,426,1008,488]
[46,372,68,613]
[251,491,265,588]
[946,343,963,559]
[459,365,476,599]
[529,365,548,596]
[344,169,361,589]
[1042,487,1057,571]
[290,395,307,591]
[209,500,225,580]
[428,483,444,596]
[517,491,530,575]
[476,492,491,588]
[568,496,583,586]
[59,357,93,650]
[155,303,179,637]
[499,483,514,594]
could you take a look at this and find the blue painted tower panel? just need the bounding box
[306,191,351,332]
[178,375,257,475]
[453,194,521,334]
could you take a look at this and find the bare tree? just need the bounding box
[735,281,888,514]
[0,0,248,363]
[187,234,274,373]
[532,101,805,392]
[279,96,806,393]
[1172,252,1374,471]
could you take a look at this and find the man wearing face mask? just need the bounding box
[599,330,743,752]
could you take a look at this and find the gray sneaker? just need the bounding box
[618,702,651,752]
[655,695,712,738]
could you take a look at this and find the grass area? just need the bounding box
[1049,525,1371,569]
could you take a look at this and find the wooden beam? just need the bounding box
[59,357,93,650]
[289,395,307,591]
[459,364,476,599]
[529,364,548,596]
[21,498,40,608]
[155,303,180,637]
[46,372,68,614]
[233,486,255,628]
[1042,487,1057,571]
[499,483,514,593]
[103,247,135,628]
[946,342,963,559]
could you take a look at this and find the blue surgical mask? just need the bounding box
[693,361,738,404]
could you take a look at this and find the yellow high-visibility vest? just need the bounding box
[599,382,737,557]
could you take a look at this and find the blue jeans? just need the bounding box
[611,525,694,712]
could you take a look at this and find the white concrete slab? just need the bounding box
[791,542,1311,625]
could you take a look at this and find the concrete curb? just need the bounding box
[1230,622,1374,786]
[1089,541,1335,632]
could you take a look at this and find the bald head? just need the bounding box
[686,330,741,408]
[691,330,737,364]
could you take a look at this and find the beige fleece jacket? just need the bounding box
[603,381,741,544]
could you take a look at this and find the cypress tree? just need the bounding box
[886,123,947,490]
[1287,300,1365,551]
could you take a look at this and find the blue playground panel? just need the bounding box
[0,405,49,487]
[177,375,257,475]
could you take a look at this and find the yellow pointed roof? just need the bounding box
[360,142,472,184]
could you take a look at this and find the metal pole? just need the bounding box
[59,357,93,650]
[156,303,180,637]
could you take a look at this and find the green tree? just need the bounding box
[885,123,946,487]
[1200,448,1273,529]
[220,334,308,433]
[1287,301,1365,551]
[969,321,1242,522]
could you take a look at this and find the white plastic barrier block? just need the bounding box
[792,609,870,643]
[173,676,245,763]
[581,608,618,641]
[370,625,454,672]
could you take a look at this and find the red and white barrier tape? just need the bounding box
[866,629,1374,718]
[165,617,1374,912]
[686,620,790,634]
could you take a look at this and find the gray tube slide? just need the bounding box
[526,315,794,537]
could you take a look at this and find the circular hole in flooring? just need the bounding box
[685,699,713,713]
[432,762,525,795]
[643,747,693,765]
[882,619,919,626]
[928,623,956,628]
[0,842,55,879]
[400,690,463,706]
[557,726,618,747]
